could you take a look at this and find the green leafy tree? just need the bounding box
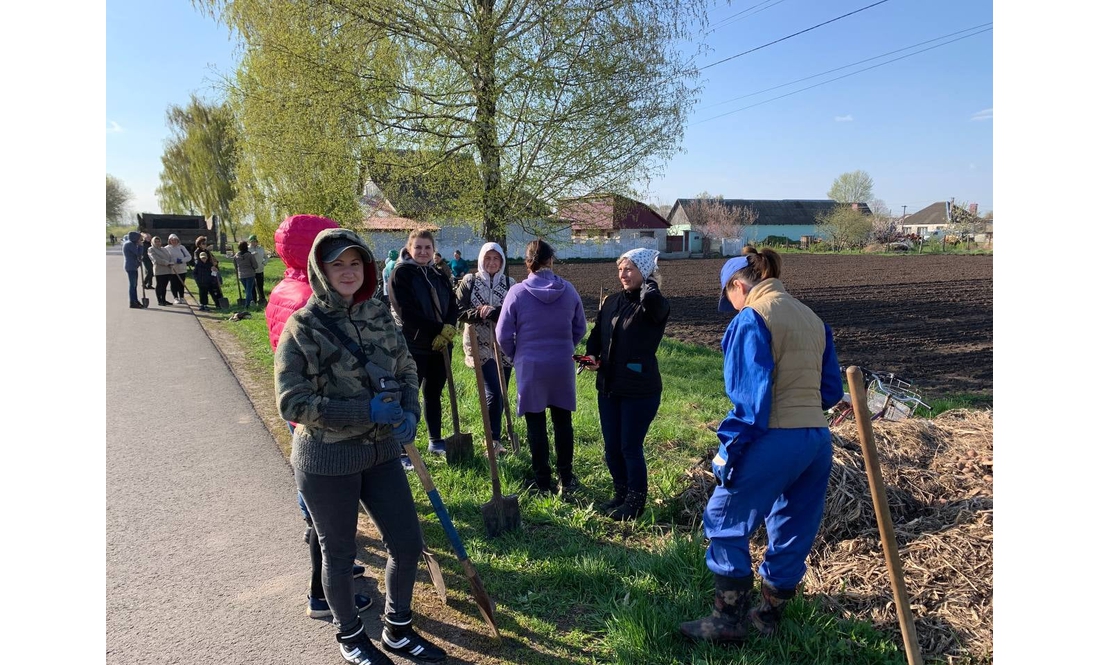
[827,170,874,204]
[156,94,241,240]
[195,0,710,254]
[106,174,133,224]
[816,204,873,250]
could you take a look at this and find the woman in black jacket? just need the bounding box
[388,229,459,469]
[584,248,670,520]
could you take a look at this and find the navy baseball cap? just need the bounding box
[320,237,366,263]
[717,256,749,312]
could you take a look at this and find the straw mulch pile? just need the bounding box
[674,409,993,664]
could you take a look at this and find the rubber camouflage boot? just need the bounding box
[679,574,755,643]
[749,581,797,637]
[598,484,628,513]
[608,489,646,521]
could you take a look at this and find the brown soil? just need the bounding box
[552,253,993,398]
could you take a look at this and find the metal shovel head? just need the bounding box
[444,432,474,465]
[217,296,230,310]
[461,558,500,638]
[481,493,521,539]
[141,295,149,307]
[422,548,447,602]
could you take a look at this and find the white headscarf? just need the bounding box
[619,248,659,281]
[476,242,508,291]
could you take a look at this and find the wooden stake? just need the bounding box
[847,366,923,665]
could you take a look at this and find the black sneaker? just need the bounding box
[523,477,558,496]
[337,622,394,665]
[381,617,447,662]
[559,476,581,499]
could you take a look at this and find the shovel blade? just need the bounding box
[141,297,149,307]
[422,549,447,602]
[481,494,522,539]
[461,558,500,638]
[444,432,474,465]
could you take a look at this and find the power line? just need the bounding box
[699,0,894,72]
[696,22,993,112]
[689,26,991,126]
[704,0,789,36]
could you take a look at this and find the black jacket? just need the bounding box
[389,259,458,356]
[585,279,670,398]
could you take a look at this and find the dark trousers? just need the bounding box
[598,393,660,494]
[155,274,171,304]
[241,276,256,308]
[480,361,512,442]
[141,260,153,288]
[252,273,266,302]
[296,459,424,632]
[169,273,186,299]
[126,269,139,304]
[524,406,575,487]
[197,282,212,308]
[412,351,447,441]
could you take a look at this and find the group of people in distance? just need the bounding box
[124,209,844,664]
[121,232,269,311]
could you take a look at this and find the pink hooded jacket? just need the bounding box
[264,214,340,351]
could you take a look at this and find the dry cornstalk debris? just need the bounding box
[674,409,993,664]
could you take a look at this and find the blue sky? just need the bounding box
[106,0,993,218]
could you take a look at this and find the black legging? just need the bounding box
[155,274,171,304]
[412,351,447,441]
[524,406,575,487]
[169,273,186,300]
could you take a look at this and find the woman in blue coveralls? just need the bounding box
[680,246,843,643]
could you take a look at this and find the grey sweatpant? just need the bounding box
[295,458,424,632]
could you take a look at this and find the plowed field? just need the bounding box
[551,254,993,398]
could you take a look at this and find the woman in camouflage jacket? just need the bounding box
[274,227,447,664]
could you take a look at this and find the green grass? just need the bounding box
[211,265,977,664]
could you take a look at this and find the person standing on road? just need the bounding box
[122,231,145,309]
[140,233,154,289]
[165,234,192,304]
[496,239,586,496]
[233,240,260,309]
[583,248,669,520]
[389,230,459,468]
[192,250,219,312]
[275,228,446,665]
[680,246,844,644]
[249,234,269,304]
[147,236,174,307]
[456,242,516,456]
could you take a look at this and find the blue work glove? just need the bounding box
[393,411,418,444]
[369,392,403,425]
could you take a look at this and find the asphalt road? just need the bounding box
[105,247,390,664]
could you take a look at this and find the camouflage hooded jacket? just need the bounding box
[274,228,421,476]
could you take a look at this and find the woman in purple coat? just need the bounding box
[496,239,587,496]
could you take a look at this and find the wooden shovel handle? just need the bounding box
[469,333,504,499]
[488,326,519,453]
[847,366,923,665]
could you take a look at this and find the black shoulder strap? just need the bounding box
[306,302,399,393]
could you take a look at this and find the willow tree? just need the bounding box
[196,0,708,252]
[156,94,241,239]
[212,1,402,241]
